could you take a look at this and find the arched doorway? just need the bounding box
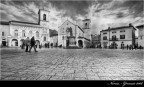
[2,38,6,46]
[78,40,83,48]
[12,39,18,46]
[66,40,69,47]
[35,40,40,48]
[2,41,6,46]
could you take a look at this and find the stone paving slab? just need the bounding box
[1,48,144,80]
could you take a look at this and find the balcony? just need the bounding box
[109,38,118,41]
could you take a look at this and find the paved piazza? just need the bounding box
[0,48,144,80]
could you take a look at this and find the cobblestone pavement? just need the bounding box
[0,48,144,80]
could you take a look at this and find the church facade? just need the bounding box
[58,19,91,48]
[0,9,51,47]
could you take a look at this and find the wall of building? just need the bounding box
[0,25,10,47]
[138,28,144,47]
[101,27,134,48]
[50,36,58,47]
[59,21,77,36]
[84,29,91,41]
[0,24,50,47]
[109,41,132,48]
[58,21,77,47]
[84,40,91,48]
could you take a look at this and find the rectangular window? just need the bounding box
[112,31,116,33]
[120,35,125,39]
[2,32,4,36]
[103,33,107,34]
[103,36,107,40]
[141,36,143,40]
[22,33,25,37]
[120,30,125,32]
[112,35,116,40]
[44,37,46,41]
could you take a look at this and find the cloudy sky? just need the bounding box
[0,0,143,35]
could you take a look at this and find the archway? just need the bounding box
[2,41,6,46]
[78,40,83,48]
[12,39,18,46]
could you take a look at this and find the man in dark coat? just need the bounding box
[29,36,38,52]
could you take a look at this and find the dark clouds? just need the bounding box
[49,1,93,20]
[110,0,144,17]
[116,12,125,18]
[0,0,143,35]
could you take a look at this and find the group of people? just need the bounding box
[120,44,143,50]
[24,36,38,52]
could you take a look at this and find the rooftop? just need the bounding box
[136,24,144,29]
[59,20,84,33]
[101,24,136,32]
[0,21,10,25]
[82,19,90,21]
[10,20,38,25]
[49,29,58,37]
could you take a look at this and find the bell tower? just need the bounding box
[83,18,91,40]
[38,9,50,28]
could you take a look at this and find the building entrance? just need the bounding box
[2,41,6,46]
[78,40,83,48]
[12,39,18,46]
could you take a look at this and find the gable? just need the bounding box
[58,20,77,35]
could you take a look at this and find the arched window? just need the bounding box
[36,31,39,38]
[44,37,46,41]
[14,30,18,36]
[22,30,25,37]
[43,14,46,21]
[29,31,32,37]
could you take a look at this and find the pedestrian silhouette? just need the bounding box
[29,36,38,52]
[25,37,30,52]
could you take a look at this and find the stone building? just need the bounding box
[49,29,58,47]
[100,24,136,49]
[91,34,101,48]
[136,24,144,47]
[0,9,52,47]
[58,19,91,48]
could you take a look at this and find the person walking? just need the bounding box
[29,36,38,52]
[126,45,129,50]
[25,37,30,52]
